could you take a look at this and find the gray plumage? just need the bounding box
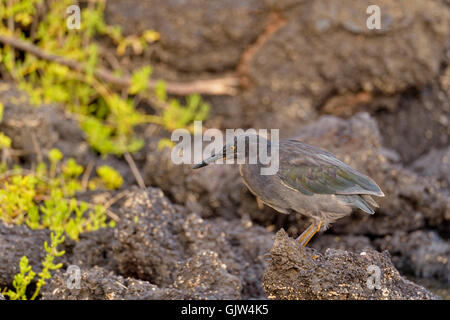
[193,134,384,246]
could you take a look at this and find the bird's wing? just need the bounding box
[277,140,384,197]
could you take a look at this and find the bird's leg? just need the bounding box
[296,223,315,244]
[296,221,323,246]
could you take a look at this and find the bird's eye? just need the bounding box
[230,146,236,151]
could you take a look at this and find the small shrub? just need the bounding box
[95,165,123,190]
[0,148,120,240]
[3,230,65,300]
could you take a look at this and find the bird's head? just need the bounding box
[192,133,270,169]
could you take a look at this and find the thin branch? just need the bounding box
[0,34,239,96]
[30,131,43,164]
[1,148,9,166]
[105,208,121,222]
[81,160,95,191]
[124,152,146,189]
[103,190,128,211]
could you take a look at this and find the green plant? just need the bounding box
[0,101,4,121]
[3,256,35,300]
[0,132,11,150]
[157,138,175,150]
[0,0,209,156]
[0,147,121,299]
[0,174,37,224]
[3,230,65,300]
[0,148,119,240]
[95,165,123,190]
[30,230,65,300]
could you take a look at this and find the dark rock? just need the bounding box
[375,231,450,283]
[105,0,270,72]
[104,0,450,134]
[375,84,450,164]
[172,250,242,299]
[263,230,439,299]
[410,146,450,194]
[65,228,118,272]
[112,188,186,286]
[112,187,273,299]
[41,266,187,300]
[251,0,450,100]
[408,277,450,300]
[222,217,274,298]
[0,223,50,287]
[245,0,450,130]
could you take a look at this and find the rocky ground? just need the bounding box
[0,0,449,299]
[264,230,439,299]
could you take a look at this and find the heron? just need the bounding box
[193,134,384,246]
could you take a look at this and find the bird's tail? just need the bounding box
[338,194,378,215]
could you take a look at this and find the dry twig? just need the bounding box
[124,152,146,189]
[0,34,239,96]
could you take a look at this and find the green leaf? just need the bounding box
[0,101,4,122]
[48,148,63,164]
[129,66,152,94]
[96,165,123,190]
[0,132,11,149]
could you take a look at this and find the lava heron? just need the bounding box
[193,134,384,246]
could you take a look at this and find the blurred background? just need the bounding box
[0,0,448,300]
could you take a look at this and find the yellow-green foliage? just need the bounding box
[157,138,176,150]
[3,230,65,300]
[0,133,11,149]
[3,256,35,300]
[0,147,122,299]
[95,165,123,190]
[0,174,37,225]
[0,101,4,121]
[30,230,65,300]
[0,0,210,155]
[0,102,10,151]
[0,148,119,240]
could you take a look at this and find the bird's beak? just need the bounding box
[192,151,225,169]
